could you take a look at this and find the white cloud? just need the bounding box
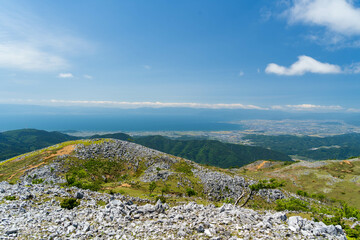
[287,0,360,36]
[0,3,90,71]
[238,71,244,76]
[271,104,344,111]
[47,100,268,110]
[0,43,67,71]
[58,73,73,78]
[265,55,342,75]
[345,62,360,74]
[1,98,359,113]
[347,108,360,113]
[83,74,93,79]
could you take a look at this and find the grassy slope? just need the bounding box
[239,159,360,208]
[0,139,207,204]
[1,140,359,238]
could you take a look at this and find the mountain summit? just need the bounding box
[0,139,356,239]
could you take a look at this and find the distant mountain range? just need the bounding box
[0,129,291,168]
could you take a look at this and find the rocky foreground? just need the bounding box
[0,181,347,240]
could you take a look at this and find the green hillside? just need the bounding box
[239,158,360,209]
[134,135,292,168]
[0,130,292,169]
[0,129,77,161]
[0,139,359,238]
[245,133,360,160]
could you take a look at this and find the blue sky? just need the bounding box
[0,0,360,113]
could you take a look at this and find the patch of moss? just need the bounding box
[97,200,107,206]
[32,178,44,184]
[4,196,16,201]
[173,161,193,176]
[60,198,80,210]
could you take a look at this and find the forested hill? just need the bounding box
[133,135,292,168]
[0,129,292,168]
[245,133,360,160]
[0,129,77,160]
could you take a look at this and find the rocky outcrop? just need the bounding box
[0,181,347,239]
[18,140,287,203]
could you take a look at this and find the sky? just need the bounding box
[0,0,360,113]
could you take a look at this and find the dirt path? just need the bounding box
[44,145,75,160]
[256,161,269,170]
[8,162,46,180]
[8,145,75,180]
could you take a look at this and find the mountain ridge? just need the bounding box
[0,129,292,169]
[0,139,357,239]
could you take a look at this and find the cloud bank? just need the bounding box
[265,55,342,75]
[47,100,267,110]
[0,99,358,113]
[271,104,344,111]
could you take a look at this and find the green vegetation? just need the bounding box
[186,188,196,197]
[275,197,360,238]
[0,134,358,237]
[134,135,292,168]
[276,197,310,211]
[97,200,107,206]
[0,140,79,183]
[0,130,295,170]
[32,178,44,184]
[149,181,157,195]
[245,133,360,160]
[90,133,133,141]
[156,195,167,203]
[239,159,360,209]
[64,159,123,191]
[0,129,132,162]
[60,198,80,210]
[249,178,285,191]
[296,190,309,197]
[0,129,77,161]
[4,196,16,201]
[173,161,193,175]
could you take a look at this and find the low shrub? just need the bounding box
[60,198,80,210]
[297,190,309,197]
[149,181,157,195]
[32,178,44,184]
[186,188,196,197]
[223,197,234,204]
[156,195,167,203]
[249,178,285,191]
[275,197,309,211]
[4,196,16,201]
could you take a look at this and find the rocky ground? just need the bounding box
[0,181,347,240]
[0,140,354,239]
